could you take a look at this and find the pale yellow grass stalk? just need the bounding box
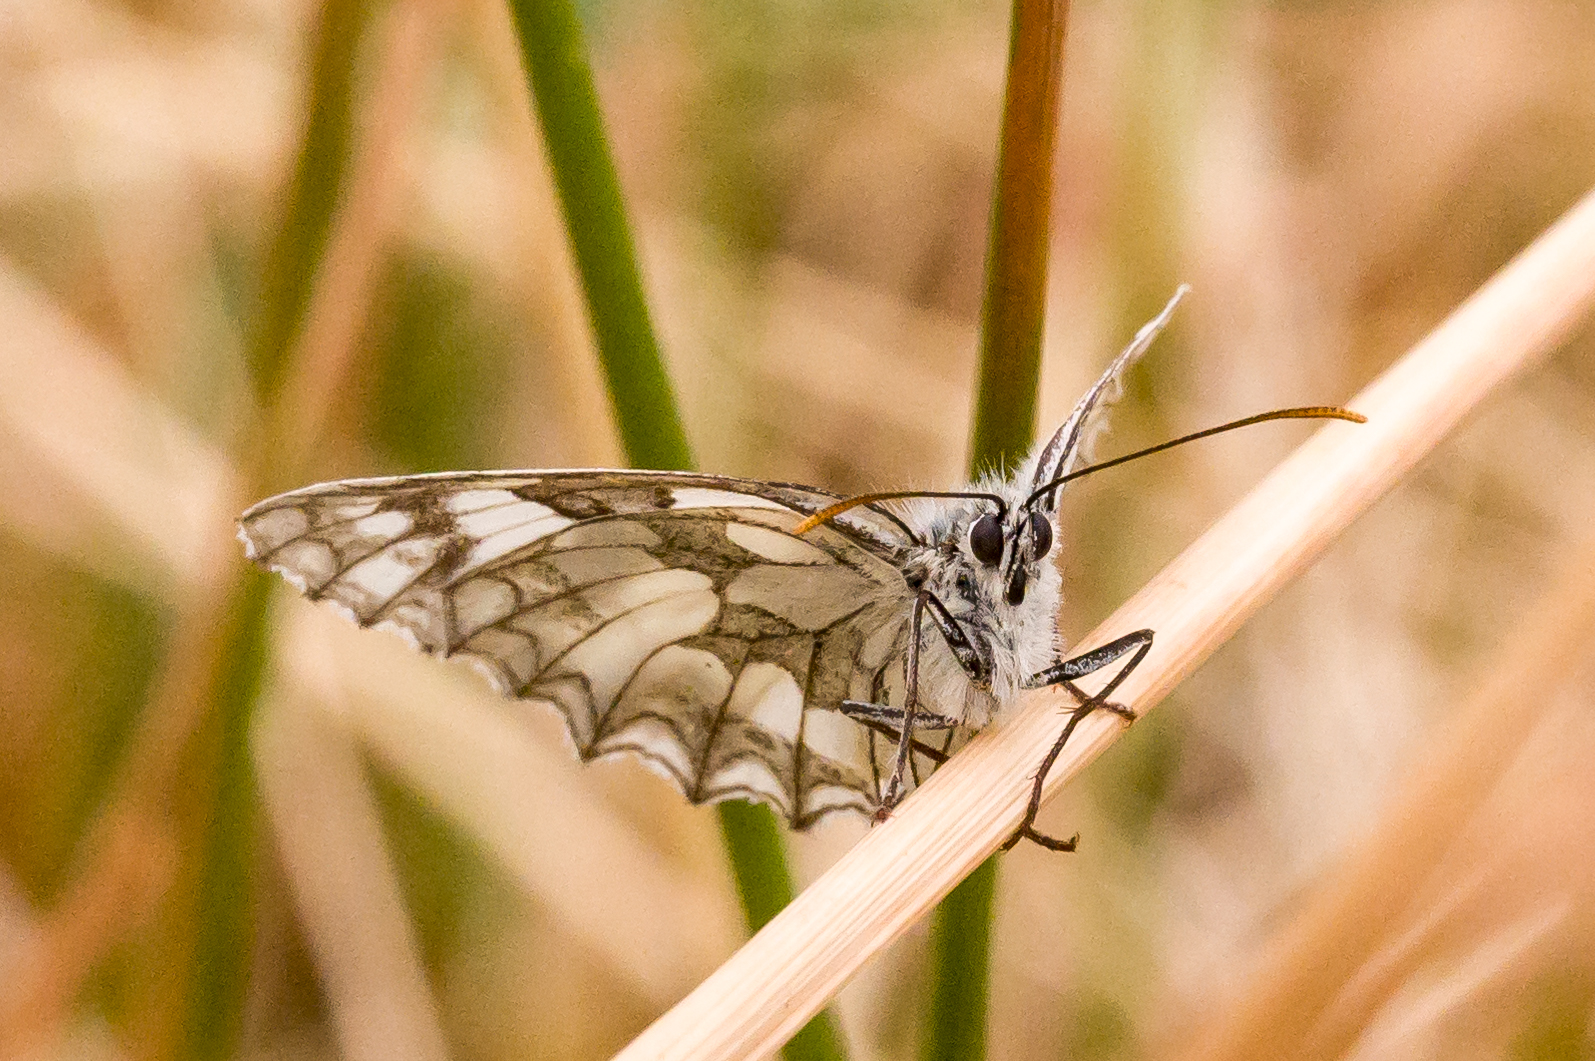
[0,5,440,1048]
[0,262,233,595]
[254,692,452,1061]
[1338,899,1573,1060]
[613,185,1595,1061]
[1174,535,1595,1061]
[0,258,229,1057]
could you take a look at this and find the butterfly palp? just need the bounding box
[1005,565,1028,607]
[1026,511,1052,560]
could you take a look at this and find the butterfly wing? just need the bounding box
[240,469,940,827]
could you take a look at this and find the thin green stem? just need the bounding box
[967,0,1069,479]
[247,0,366,407]
[501,4,841,1058]
[719,803,849,1061]
[503,0,692,472]
[926,1,1069,1060]
[923,859,998,1061]
[174,2,369,1057]
[177,569,273,1061]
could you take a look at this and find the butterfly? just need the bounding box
[239,288,1361,849]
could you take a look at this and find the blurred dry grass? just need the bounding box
[1,0,1594,1060]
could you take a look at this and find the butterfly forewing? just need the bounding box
[239,469,942,827]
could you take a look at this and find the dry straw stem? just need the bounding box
[0,4,435,1045]
[1339,898,1572,1058]
[1176,533,1595,1061]
[254,689,452,1061]
[614,185,1595,1061]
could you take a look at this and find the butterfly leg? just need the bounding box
[1003,629,1154,852]
[866,591,989,821]
[842,706,957,765]
[841,701,961,730]
[921,593,990,683]
[874,590,931,821]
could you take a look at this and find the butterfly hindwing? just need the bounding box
[240,470,942,827]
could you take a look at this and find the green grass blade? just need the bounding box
[176,568,273,1061]
[716,800,798,938]
[927,2,1070,1060]
[503,0,691,473]
[174,2,369,1055]
[501,4,842,1057]
[923,859,998,1061]
[966,0,1069,478]
[718,802,849,1061]
[246,0,366,406]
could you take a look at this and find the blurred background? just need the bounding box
[3,0,1595,1059]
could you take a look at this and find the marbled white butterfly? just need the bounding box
[239,289,1361,849]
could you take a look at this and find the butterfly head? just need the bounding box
[965,500,1054,608]
[899,484,1063,702]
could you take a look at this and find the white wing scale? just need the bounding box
[240,470,952,827]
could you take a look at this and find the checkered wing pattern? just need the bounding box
[240,470,946,826]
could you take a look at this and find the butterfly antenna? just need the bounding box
[794,491,1007,535]
[1024,406,1367,510]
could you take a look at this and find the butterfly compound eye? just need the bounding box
[1027,511,1053,560]
[969,513,1004,565]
